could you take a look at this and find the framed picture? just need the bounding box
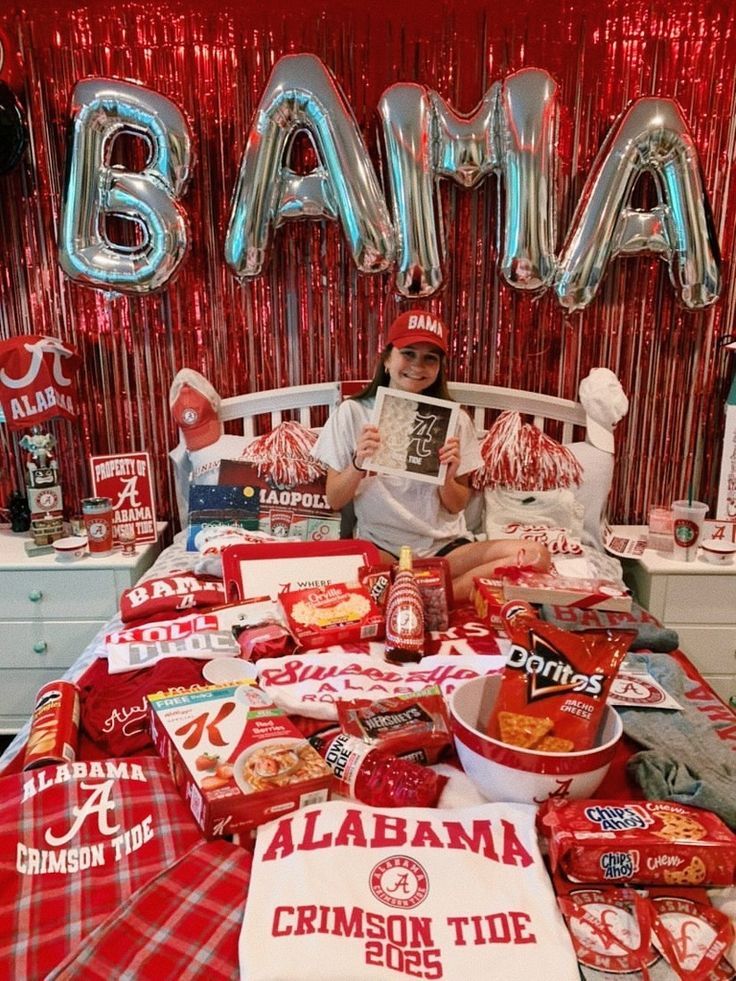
[89,452,157,544]
[221,540,381,602]
[364,387,460,485]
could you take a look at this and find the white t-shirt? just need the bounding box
[239,800,579,981]
[312,395,482,557]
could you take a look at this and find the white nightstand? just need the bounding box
[614,525,736,703]
[0,525,166,733]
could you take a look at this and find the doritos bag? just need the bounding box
[487,609,634,752]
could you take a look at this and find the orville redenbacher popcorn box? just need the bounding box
[148,682,333,838]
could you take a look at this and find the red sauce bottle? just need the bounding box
[385,545,425,663]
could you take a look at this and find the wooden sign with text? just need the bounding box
[90,452,157,544]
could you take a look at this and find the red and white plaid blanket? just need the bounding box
[49,838,251,980]
[0,756,204,978]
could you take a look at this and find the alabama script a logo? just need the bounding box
[44,779,121,846]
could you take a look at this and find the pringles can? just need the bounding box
[81,496,114,554]
[23,680,80,770]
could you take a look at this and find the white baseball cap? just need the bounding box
[578,368,629,453]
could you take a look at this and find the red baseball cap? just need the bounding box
[386,310,449,355]
[170,378,222,450]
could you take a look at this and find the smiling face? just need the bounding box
[383,342,443,394]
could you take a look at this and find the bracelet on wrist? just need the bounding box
[351,452,365,473]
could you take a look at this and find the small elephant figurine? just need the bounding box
[19,429,57,476]
[7,490,31,532]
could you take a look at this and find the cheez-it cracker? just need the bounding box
[541,799,736,888]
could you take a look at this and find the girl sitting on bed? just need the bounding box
[312,310,551,602]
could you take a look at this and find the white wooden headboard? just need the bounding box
[219,381,588,443]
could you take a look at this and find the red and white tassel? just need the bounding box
[242,421,325,487]
[472,411,583,491]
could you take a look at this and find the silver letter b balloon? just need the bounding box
[555,97,721,310]
[59,78,192,295]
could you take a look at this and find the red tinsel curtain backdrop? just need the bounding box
[1,0,735,529]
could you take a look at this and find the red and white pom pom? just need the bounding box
[242,421,325,486]
[472,411,583,491]
[471,411,523,490]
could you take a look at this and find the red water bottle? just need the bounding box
[318,731,446,808]
[385,545,425,663]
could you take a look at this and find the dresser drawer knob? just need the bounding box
[28,589,43,603]
[33,641,48,654]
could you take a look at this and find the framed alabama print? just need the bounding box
[90,452,158,544]
[364,387,460,485]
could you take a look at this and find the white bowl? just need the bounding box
[202,657,258,684]
[700,538,736,565]
[52,535,88,560]
[449,674,623,805]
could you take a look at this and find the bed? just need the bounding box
[1,377,599,766]
[2,377,735,979]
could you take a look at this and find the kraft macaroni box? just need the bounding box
[148,682,333,838]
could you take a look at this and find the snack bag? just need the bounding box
[231,597,296,661]
[413,557,452,631]
[541,799,736,887]
[487,609,634,752]
[358,563,394,608]
[336,686,452,765]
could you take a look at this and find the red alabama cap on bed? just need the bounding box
[386,310,449,354]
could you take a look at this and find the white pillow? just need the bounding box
[189,433,252,485]
[483,487,585,555]
[568,441,614,549]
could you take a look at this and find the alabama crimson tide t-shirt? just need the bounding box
[0,756,203,978]
[239,800,578,979]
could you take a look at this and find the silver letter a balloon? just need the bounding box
[59,78,192,295]
[555,97,721,310]
[225,54,394,280]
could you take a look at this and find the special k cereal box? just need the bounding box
[148,682,333,837]
[541,799,736,887]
